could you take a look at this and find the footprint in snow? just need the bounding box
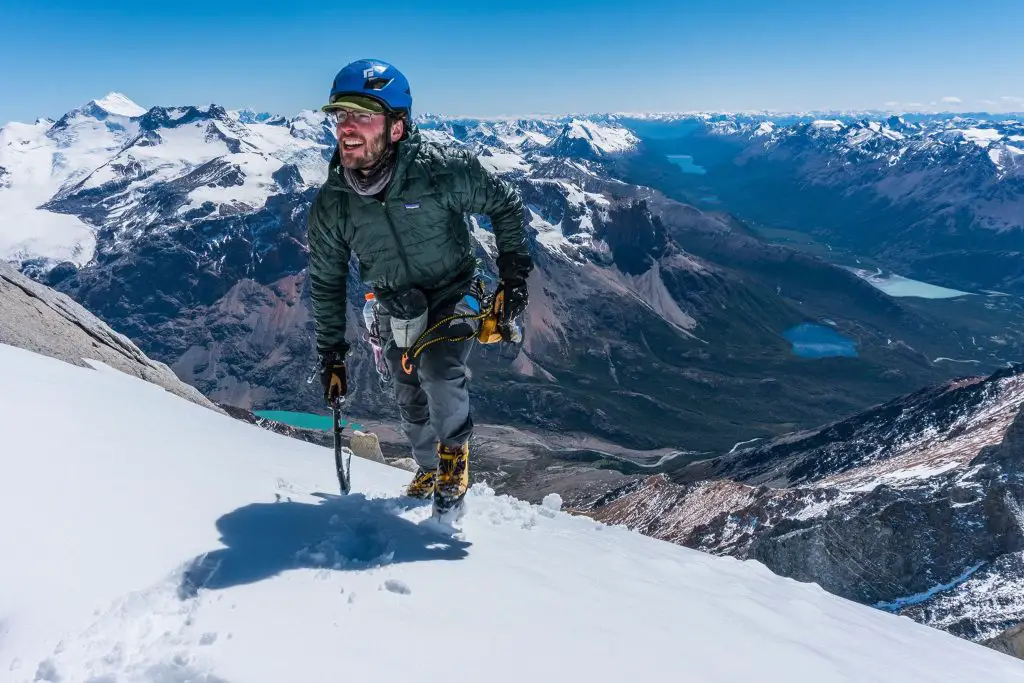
[382,579,411,595]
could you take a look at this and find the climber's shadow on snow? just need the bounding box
[178,493,470,599]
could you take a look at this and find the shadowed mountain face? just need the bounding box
[4,102,997,457]
[583,363,1024,654]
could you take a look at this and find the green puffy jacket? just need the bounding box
[306,124,532,355]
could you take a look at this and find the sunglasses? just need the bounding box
[328,109,381,126]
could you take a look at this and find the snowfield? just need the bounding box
[563,119,639,154]
[2,342,1024,682]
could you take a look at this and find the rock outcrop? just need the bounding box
[0,261,217,411]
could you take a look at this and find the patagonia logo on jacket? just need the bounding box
[405,202,420,210]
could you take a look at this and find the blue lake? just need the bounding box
[254,410,364,432]
[665,154,707,175]
[783,324,858,358]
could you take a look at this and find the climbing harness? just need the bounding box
[400,279,522,375]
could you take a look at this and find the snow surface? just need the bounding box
[477,151,531,174]
[990,144,1024,173]
[843,461,963,493]
[93,93,147,118]
[179,152,287,214]
[563,119,639,154]
[849,268,972,299]
[2,342,1024,682]
[955,127,1004,147]
[847,127,876,146]
[0,112,137,266]
[496,128,551,149]
[468,215,497,258]
[233,122,327,185]
[527,205,567,251]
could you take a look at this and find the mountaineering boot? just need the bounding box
[434,441,470,516]
[405,466,436,499]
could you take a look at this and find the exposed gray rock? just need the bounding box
[390,458,418,473]
[987,622,1024,659]
[347,430,386,464]
[0,261,218,412]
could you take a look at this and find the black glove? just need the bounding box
[497,252,533,283]
[497,278,528,325]
[319,349,347,405]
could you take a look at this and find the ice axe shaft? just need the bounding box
[332,397,352,494]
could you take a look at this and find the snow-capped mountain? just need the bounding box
[0,93,333,276]
[44,101,332,265]
[0,95,992,462]
[0,95,138,269]
[746,115,1024,186]
[3,335,1024,682]
[584,362,1024,653]
[543,118,641,159]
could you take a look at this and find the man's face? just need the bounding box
[333,110,400,170]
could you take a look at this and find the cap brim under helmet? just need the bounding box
[321,94,388,114]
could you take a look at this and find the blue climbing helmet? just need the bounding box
[322,59,412,118]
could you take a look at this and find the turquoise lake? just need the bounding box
[254,410,364,432]
[783,324,858,358]
[665,154,707,175]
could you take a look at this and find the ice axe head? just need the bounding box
[477,290,522,345]
[477,290,507,344]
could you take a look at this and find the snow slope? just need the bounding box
[1,342,1023,682]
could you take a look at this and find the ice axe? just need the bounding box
[332,396,352,495]
[477,288,522,345]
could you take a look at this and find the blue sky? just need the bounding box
[2,0,1023,123]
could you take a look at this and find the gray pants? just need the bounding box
[384,303,476,469]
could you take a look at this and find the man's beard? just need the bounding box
[340,129,389,172]
[340,127,398,196]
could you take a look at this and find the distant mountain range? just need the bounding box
[1,93,998,457]
[610,111,1024,296]
[4,94,1024,657]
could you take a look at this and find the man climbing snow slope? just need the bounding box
[306,58,533,517]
